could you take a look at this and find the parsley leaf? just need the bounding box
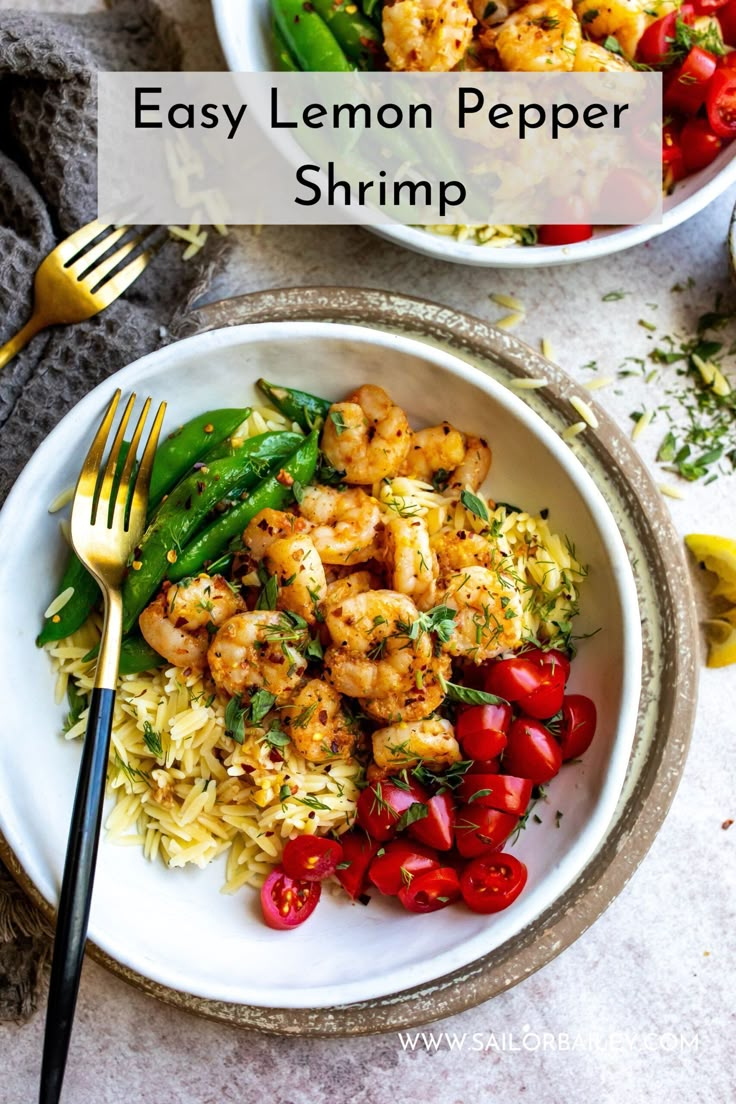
[460,489,489,522]
[439,675,509,707]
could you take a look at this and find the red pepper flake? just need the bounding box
[276,469,294,488]
[722,819,733,830]
[196,480,206,494]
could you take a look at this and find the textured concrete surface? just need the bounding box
[1,2,735,1102]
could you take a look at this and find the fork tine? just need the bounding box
[72,390,122,523]
[126,400,167,532]
[92,247,157,307]
[66,226,129,279]
[52,220,114,265]
[82,234,144,291]
[95,393,137,526]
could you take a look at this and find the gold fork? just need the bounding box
[38,389,166,1104]
[0,220,156,372]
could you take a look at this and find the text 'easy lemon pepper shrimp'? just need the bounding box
[282,679,357,764]
[139,574,244,670]
[208,611,308,697]
[382,0,477,71]
[321,384,412,486]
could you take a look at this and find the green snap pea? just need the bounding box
[310,0,382,69]
[273,18,301,71]
[119,635,167,676]
[360,0,383,23]
[121,433,298,634]
[257,378,332,432]
[168,430,319,581]
[37,408,251,647]
[271,0,354,72]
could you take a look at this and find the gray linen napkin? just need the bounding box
[0,0,222,1021]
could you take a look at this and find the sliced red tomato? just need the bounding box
[680,116,723,171]
[558,695,598,761]
[706,67,736,136]
[455,804,519,858]
[637,7,695,66]
[538,223,593,246]
[515,664,565,720]
[521,647,571,683]
[456,702,511,759]
[460,853,528,914]
[664,47,718,115]
[720,50,736,67]
[408,790,456,851]
[467,757,501,774]
[693,0,728,11]
[663,122,687,182]
[502,717,563,784]
[356,778,427,841]
[719,1,736,46]
[334,831,381,900]
[282,835,344,882]
[483,657,540,701]
[260,867,321,930]
[456,773,533,816]
[368,840,440,896]
[398,866,461,913]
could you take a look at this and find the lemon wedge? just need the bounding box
[684,534,736,604]
[703,614,736,668]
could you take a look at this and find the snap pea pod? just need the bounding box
[119,635,167,676]
[270,0,354,72]
[37,408,251,647]
[273,18,301,71]
[360,0,384,23]
[310,0,382,69]
[205,429,302,464]
[168,430,319,581]
[121,434,298,633]
[256,378,332,432]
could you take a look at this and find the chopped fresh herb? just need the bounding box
[290,703,318,729]
[225,694,246,744]
[255,562,279,611]
[259,721,291,749]
[329,410,348,435]
[555,810,564,828]
[397,604,457,644]
[294,795,331,811]
[142,721,163,757]
[460,489,489,522]
[431,467,450,492]
[395,802,429,831]
[603,35,623,55]
[292,479,305,504]
[638,319,657,332]
[316,451,346,487]
[602,290,626,301]
[581,8,598,21]
[305,636,324,662]
[249,688,277,726]
[439,675,509,708]
[279,783,292,802]
[62,680,87,734]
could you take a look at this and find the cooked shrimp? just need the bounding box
[320,570,373,616]
[323,588,449,720]
[381,514,438,611]
[298,484,382,565]
[573,0,647,59]
[438,565,523,662]
[496,0,581,72]
[444,435,492,496]
[383,0,476,71]
[265,535,327,624]
[431,528,499,574]
[372,717,461,771]
[320,384,412,486]
[573,39,632,70]
[400,422,467,483]
[139,574,244,670]
[243,508,310,562]
[207,611,307,697]
[282,679,357,763]
[471,0,522,24]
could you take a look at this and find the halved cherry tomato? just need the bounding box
[502,717,563,784]
[356,778,427,841]
[455,804,519,858]
[457,773,533,815]
[719,1,736,46]
[456,702,511,759]
[720,50,736,68]
[483,657,540,701]
[335,831,381,900]
[460,853,528,914]
[537,223,593,246]
[398,866,461,913]
[515,664,566,720]
[282,835,344,882]
[597,168,660,224]
[368,840,440,896]
[409,790,456,851]
[664,47,718,115]
[467,757,501,774]
[260,867,321,929]
[693,0,728,11]
[680,116,723,171]
[663,122,687,182]
[706,67,736,136]
[558,694,598,760]
[522,647,571,682]
[637,8,695,66]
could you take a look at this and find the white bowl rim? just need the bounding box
[0,319,642,1007]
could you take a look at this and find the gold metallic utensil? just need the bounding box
[0,221,156,371]
[39,390,166,1104]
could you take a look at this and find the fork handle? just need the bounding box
[0,315,45,371]
[39,685,116,1104]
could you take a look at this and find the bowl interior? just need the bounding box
[0,322,640,1007]
[214,0,736,265]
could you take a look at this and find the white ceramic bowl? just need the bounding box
[0,321,641,1008]
[212,0,736,266]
